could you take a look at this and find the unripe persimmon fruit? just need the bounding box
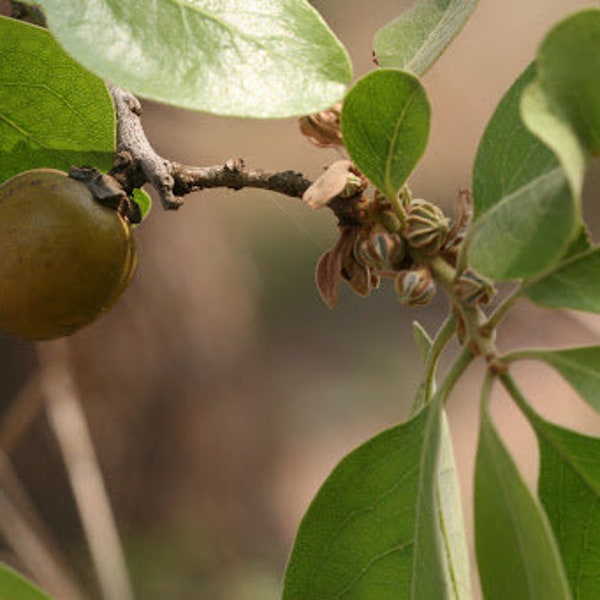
[0,169,137,340]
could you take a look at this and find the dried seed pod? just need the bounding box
[404,199,449,255]
[299,103,343,148]
[395,267,437,307]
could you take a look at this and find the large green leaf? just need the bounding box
[341,69,431,202]
[531,9,600,155]
[374,0,478,76]
[521,9,600,199]
[411,322,472,600]
[0,17,114,184]
[511,346,600,414]
[475,401,571,599]
[522,247,600,313]
[283,399,448,599]
[468,65,577,280]
[0,563,52,600]
[35,0,352,118]
[504,378,600,600]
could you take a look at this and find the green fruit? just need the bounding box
[0,169,137,340]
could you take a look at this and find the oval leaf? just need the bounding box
[506,382,600,600]
[475,406,571,599]
[531,9,600,157]
[514,346,600,414]
[468,65,577,280]
[36,0,352,118]
[341,69,431,201]
[0,563,52,600]
[283,399,449,599]
[0,17,114,184]
[374,0,478,76]
[522,247,600,313]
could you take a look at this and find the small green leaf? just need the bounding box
[412,321,433,361]
[530,9,600,156]
[0,17,114,184]
[512,346,600,414]
[469,64,577,280]
[132,188,152,225]
[0,563,52,600]
[374,0,478,76]
[36,0,352,118]
[475,404,571,600]
[522,247,600,313]
[341,69,431,202]
[283,399,449,599]
[505,381,600,600]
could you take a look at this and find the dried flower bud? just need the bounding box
[454,268,495,307]
[395,267,437,307]
[404,199,449,255]
[353,228,406,273]
[303,160,363,209]
[299,103,343,148]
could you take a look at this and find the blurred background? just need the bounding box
[0,0,599,598]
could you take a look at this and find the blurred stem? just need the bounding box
[0,452,87,600]
[37,340,135,600]
[435,346,474,407]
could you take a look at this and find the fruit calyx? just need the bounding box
[68,166,141,224]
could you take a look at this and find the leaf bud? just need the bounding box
[395,267,437,307]
[404,199,449,255]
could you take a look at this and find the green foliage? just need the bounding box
[468,65,577,280]
[341,69,431,203]
[2,3,600,600]
[522,248,600,313]
[0,17,114,184]
[474,395,571,600]
[374,0,478,76]
[132,188,152,225]
[283,399,448,599]
[0,563,52,600]
[503,377,600,600]
[509,346,600,414]
[35,0,352,118]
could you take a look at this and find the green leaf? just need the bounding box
[412,323,471,599]
[468,64,577,280]
[529,9,600,157]
[35,0,352,119]
[412,321,433,361]
[0,563,52,600]
[0,17,114,184]
[341,69,431,202]
[132,188,152,225]
[374,0,478,76]
[505,380,600,600]
[520,79,587,200]
[534,421,600,599]
[435,414,472,600]
[283,399,449,599]
[522,247,600,313]
[475,404,571,600]
[513,346,600,414]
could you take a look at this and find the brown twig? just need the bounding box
[108,85,363,224]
